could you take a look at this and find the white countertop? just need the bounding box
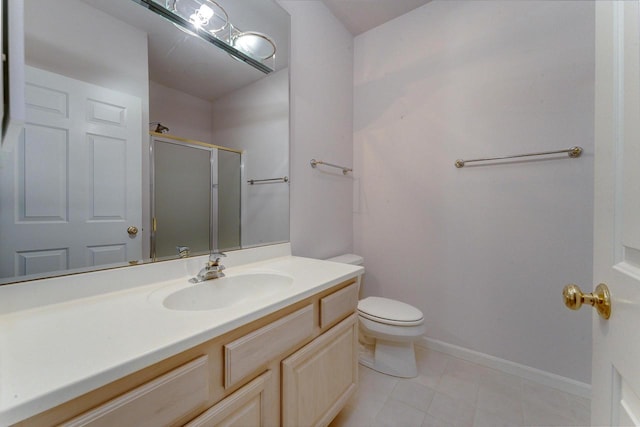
[0,249,363,425]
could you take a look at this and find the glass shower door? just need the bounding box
[152,139,213,259]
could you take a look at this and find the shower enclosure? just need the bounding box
[150,134,242,260]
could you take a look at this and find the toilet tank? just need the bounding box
[326,254,363,266]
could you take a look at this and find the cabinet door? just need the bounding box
[185,370,274,427]
[282,314,358,427]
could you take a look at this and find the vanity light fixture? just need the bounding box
[167,0,228,34]
[140,0,275,73]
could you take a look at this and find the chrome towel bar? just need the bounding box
[248,176,289,185]
[310,159,353,175]
[454,146,583,168]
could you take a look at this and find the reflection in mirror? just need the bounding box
[151,137,212,260]
[150,134,243,260]
[0,0,289,285]
[218,149,242,250]
[141,0,277,73]
[231,31,277,63]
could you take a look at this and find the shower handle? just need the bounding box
[562,283,611,319]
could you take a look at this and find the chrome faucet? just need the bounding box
[191,251,226,283]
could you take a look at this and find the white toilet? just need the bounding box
[326,254,426,378]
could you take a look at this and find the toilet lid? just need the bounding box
[358,297,424,326]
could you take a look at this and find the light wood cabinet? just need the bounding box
[61,356,210,427]
[319,282,359,329]
[224,305,314,389]
[14,278,359,427]
[185,371,274,427]
[282,314,358,427]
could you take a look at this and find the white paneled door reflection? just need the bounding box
[0,66,142,279]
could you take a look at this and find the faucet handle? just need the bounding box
[176,246,190,258]
[208,251,227,266]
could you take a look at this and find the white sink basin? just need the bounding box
[161,272,294,311]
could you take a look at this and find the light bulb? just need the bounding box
[189,4,214,28]
[232,32,276,60]
[197,4,214,20]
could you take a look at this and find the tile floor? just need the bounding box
[329,347,591,427]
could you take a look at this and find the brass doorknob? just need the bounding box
[562,283,611,319]
[127,226,139,236]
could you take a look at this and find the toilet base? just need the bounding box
[358,342,375,370]
[358,340,418,378]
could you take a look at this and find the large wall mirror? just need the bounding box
[0,0,290,285]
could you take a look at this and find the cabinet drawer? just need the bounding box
[185,370,272,427]
[61,356,209,427]
[224,305,314,388]
[320,281,358,328]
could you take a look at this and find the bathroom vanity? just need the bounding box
[1,245,363,426]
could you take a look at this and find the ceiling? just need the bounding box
[320,0,432,36]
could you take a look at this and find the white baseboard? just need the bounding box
[417,337,591,399]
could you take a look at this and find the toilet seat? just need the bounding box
[357,297,424,326]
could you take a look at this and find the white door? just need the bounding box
[591,2,640,425]
[0,67,142,279]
